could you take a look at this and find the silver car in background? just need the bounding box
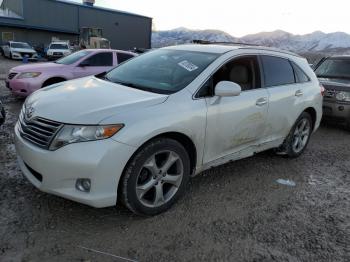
[15,44,323,215]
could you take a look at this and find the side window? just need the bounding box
[196,78,214,98]
[261,56,295,87]
[213,56,261,91]
[117,52,134,64]
[196,56,261,98]
[83,52,113,66]
[292,62,310,83]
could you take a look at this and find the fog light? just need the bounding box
[76,179,91,192]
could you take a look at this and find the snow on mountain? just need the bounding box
[152,28,239,48]
[152,28,350,53]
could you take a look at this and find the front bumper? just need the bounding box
[14,123,136,208]
[11,52,38,60]
[6,76,44,96]
[323,100,350,124]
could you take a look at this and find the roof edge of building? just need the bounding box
[54,0,152,20]
[0,21,79,35]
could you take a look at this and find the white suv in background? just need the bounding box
[46,41,72,60]
[15,44,323,215]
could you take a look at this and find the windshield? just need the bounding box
[50,44,69,50]
[105,49,219,94]
[315,58,350,79]
[55,50,92,65]
[11,42,31,49]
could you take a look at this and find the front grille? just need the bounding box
[8,73,17,79]
[53,52,63,56]
[21,53,33,58]
[18,108,62,149]
[324,89,336,98]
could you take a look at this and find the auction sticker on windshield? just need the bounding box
[178,60,199,72]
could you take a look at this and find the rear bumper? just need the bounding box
[323,100,350,124]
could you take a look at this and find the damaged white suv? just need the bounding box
[15,44,323,215]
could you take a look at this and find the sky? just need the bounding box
[71,0,350,37]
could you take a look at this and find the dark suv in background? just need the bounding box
[315,56,350,129]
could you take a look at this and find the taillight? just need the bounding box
[320,83,325,96]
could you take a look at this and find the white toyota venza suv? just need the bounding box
[15,44,323,215]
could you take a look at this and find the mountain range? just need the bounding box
[152,28,350,54]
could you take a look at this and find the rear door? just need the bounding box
[260,55,305,142]
[73,52,114,78]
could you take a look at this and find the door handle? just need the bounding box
[295,90,303,97]
[256,97,268,106]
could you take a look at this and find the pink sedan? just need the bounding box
[5,49,137,96]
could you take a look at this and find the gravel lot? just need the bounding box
[0,57,349,262]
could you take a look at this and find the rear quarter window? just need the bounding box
[261,55,295,87]
[292,62,310,83]
[117,52,135,64]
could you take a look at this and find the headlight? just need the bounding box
[18,72,41,79]
[49,124,124,150]
[336,91,350,102]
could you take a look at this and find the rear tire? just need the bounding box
[277,112,313,158]
[120,138,190,216]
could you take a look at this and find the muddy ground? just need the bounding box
[0,57,349,262]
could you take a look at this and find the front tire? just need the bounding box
[278,112,313,158]
[120,138,190,216]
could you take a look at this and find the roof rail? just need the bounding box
[192,39,259,46]
[192,40,301,58]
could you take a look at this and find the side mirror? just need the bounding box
[215,81,241,97]
[79,60,90,67]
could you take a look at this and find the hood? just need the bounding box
[11,48,36,53]
[319,77,350,91]
[26,77,168,124]
[11,62,65,73]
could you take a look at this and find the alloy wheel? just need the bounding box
[136,150,184,208]
[292,118,311,153]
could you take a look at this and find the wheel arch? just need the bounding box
[42,77,67,88]
[304,107,317,130]
[117,131,198,198]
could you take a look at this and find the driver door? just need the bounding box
[203,56,269,165]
